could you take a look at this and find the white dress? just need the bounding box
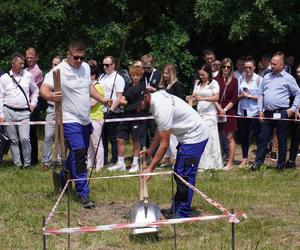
[193,80,223,170]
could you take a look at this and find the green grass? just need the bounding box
[1,157,300,249]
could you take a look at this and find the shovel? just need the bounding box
[52,69,69,194]
[129,149,160,235]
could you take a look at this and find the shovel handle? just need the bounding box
[141,147,149,202]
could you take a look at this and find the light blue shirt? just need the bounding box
[237,73,262,117]
[258,70,300,113]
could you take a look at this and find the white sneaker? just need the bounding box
[129,163,139,173]
[107,163,126,172]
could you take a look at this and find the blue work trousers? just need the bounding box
[62,123,92,198]
[172,139,208,218]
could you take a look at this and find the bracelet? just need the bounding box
[223,107,228,112]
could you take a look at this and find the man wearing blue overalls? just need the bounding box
[141,90,208,218]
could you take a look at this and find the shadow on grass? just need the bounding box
[129,232,159,243]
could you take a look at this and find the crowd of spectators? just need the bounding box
[0,46,300,174]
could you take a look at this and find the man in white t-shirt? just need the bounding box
[98,56,125,168]
[40,41,110,208]
[141,90,209,218]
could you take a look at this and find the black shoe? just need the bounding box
[249,163,261,171]
[270,151,277,161]
[275,165,284,171]
[286,161,296,169]
[80,196,95,209]
[161,208,175,219]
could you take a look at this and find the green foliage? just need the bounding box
[0,0,299,78]
[144,16,195,85]
[194,0,299,43]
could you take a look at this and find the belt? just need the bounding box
[4,104,29,112]
[265,108,288,113]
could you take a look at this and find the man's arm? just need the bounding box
[29,75,39,112]
[0,78,4,121]
[144,129,171,177]
[90,84,110,105]
[40,84,62,102]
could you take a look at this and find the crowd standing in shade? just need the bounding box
[1,43,300,210]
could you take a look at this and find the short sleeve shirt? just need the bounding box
[150,90,208,144]
[43,60,91,125]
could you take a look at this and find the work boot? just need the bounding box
[80,196,95,209]
[160,208,175,219]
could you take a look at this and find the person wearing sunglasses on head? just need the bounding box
[40,41,111,209]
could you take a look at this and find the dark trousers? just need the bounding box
[255,109,289,167]
[289,119,300,162]
[139,119,156,149]
[102,112,119,165]
[0,126,4,163]
[238,112,261,158]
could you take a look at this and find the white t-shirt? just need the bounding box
[98,71,125,112]
[43,60,91,125]
[150,91,208,144]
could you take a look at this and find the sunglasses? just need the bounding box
[143,66,152,69]
[73,56,85,61]
[103,64,112,67]
[222,65,232,69]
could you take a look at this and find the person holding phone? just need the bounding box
[237,58,263,167]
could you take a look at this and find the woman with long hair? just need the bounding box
[187,64,223,170]
[159,64,184,167]
[215,58,238,170]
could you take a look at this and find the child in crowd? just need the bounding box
[108,65,145,172]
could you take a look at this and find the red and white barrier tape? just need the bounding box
[43,214,230,235]
[173,172,247,222]
[69,171,173,182]
[45,180,70,225]
[45,171,172,226]
[1,112,299,126]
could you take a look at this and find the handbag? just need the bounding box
[0,132,11,155]
[218,82,229,123]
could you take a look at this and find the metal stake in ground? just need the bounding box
[172,171,177,250]
[231,208,235,250]
[42,216,46,250]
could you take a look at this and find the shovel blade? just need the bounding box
[129,201,161,234]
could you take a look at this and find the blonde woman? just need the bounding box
[159,64,184,166]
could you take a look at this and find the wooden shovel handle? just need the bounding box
[53,69,65,162]
[142,147,149,202]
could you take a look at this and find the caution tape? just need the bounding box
[173,172,247,223]
[44,171,173,226]
[45,180,70,225]
[43,214,230,235]
[1,112,300,126]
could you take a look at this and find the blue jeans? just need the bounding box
[171,139,208,218]
[62,123,92,198]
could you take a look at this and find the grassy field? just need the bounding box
[1,150,300,249]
